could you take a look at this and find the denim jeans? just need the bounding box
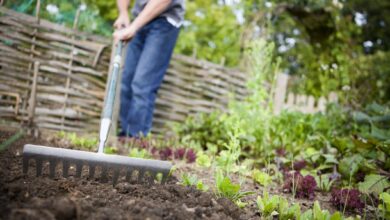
[120,17,180,137]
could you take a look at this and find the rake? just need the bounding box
[23,41,172,185]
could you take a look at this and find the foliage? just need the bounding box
[283,171,317,200]
[252,169,272,187]
[174,0,243,66]
[173,112,228,152]
[129,148,151,159]
[215,125,242,173]
[358,174,390,197]
[379,192,390,220]
[174,148,186,160]
[307,201,345,220]
[158,147,173,160]
[215,171,253,206]
[257,191,301,219]
[104,146,118,154]
[58,132,98,150]
[185,148,197,163]
[5,0,112,36]
[330,188,365,211]
[180,173,209,192]
[315,174,336,192]
[196,151,212,168]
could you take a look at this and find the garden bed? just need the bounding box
[0,131,243,220]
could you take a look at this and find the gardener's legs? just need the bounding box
[124,18,180,137]
[119,34,144,136]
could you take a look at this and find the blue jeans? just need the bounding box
[120,17,180,137]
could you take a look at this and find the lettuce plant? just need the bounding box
[283,171,317,199]
[330,188,365,211]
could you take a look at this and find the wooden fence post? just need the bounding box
[27,62,40,137]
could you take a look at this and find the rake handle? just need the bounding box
[98,41,123,153]
[103,41,123,119]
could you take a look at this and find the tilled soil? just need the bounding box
[0,131,243,220]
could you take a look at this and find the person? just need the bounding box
[113,0,185,137]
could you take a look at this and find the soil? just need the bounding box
[0,130,244,220]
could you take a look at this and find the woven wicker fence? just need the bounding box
[0,7,248,135]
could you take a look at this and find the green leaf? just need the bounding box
[181,173,198,187]
[379,192,390,219]
[196,180,209,192]
[299,209,313,220]
[358,174,390,196]
[371,125,390,141]
[313,201,323,219]
[353,111,371,123]
[338,154,364,178]
[252,169,272,187]
[196,153,212,167]
[330,211,342,220]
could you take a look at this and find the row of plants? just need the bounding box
[54,38,389,218]
[56,131,197,163]
[172,39,390,219]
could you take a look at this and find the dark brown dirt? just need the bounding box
[0,131,243,220]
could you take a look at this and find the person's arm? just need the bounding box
[113,0,131,29]
[113,0,172,42]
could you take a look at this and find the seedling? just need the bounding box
[215,171,253,206]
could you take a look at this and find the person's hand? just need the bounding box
[113,25,137,44]
[113,13,130,30]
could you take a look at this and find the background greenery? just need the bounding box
[5,0,389,105]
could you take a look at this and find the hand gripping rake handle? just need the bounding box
[98,41,123,153]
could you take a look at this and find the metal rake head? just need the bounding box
[23,144,172,185]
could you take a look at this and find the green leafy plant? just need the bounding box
[196,180,209,192]
[196,151,212,168]
[379,192,390,219]
[298,201,348,220]
[58,132,98,150]
[358,174,390,197]
[316,174,336,192]
[180,173,209,192]
[104,146,118,154]
[129,148,151,159]
[256,192,280,218]
[256,191,301,220]
[181,173,198,186]
[215,124,243,173]
[252,169,272,187]
[215,171,253,206]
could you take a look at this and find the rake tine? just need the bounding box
[75,162,83,178]
[125,169,133,182]
[101,166,108,183]
[112,168,120,186]
[138,170,145,183]
[148,172,156,185]
[36,159,43,177]
[23,157,29,174]
[89,164,96,179]
[161,171,169,184]
[63,160,69,178]
[49,159,56,178]
[23,145,173,185]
